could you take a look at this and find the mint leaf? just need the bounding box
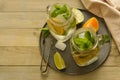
[51,4,66,17]
[74,37,93,50]
[103,34,110,42]
[54,4,61,10]
[41,28,50,38]
[85,31,95,44]
[85,31,91,40]
[51,4,70,20]
[51,9,64,17]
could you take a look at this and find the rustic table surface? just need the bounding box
[0,0,120,80]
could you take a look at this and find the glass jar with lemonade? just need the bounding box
[70,28,100,66]
[47,3,76,42]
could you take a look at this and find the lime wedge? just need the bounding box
[72,8,84,24]
[54,52,66,70]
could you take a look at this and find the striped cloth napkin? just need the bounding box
[81,0,120,53]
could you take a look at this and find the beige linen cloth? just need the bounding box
[81,0,120,52]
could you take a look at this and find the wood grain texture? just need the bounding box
[0,29,40,46]
[0,46,41,65]
[0,12,47,28]
[0,66,120,80]
[0,0,84,12]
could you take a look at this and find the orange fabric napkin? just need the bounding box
[81,0,120,52]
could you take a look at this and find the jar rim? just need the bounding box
[71,28,98,53]
[47,3,73,26]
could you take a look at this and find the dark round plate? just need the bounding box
[39,9,111,75]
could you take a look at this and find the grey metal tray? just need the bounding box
[39,9,111,75]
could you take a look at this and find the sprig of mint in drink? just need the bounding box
[74,31,95,51]
[103,34,110,42]
[74,31,110,51]
[51,4,71,20]
[98,34,110,47]
[41,28,50,38]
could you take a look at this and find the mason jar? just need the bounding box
[70,28,103,66]
[47,3,76,42]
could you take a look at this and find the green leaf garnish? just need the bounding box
[103,34,110,42]
[41,28,50,38]
[51,4,71,20]
[74,37,93,51]
[85,31,95,44]
[98,34,110,47]
[74,31,95,51]
[85,31,91,40]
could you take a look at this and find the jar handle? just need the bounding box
[97,34,110,48]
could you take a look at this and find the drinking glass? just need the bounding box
[70,28,107,66]
[47,3,76,42]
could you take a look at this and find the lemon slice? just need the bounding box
[72,8,84,24]
[54,52,66,70]
[47,20,64,35]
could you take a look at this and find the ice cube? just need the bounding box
[55,41,66,51]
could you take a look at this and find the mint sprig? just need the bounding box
[103,34,110,42]
[85,31,95,44]
[75,37,93,51]
[74,31,95,51]
[41,28,50,38]
[51,4,71,20]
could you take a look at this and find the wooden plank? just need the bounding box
[0,29,40,46]
[0,12,47,28]
[0,46,41,65]
[0,0,84,12]
[0,66,120,80]
[104,56,120,66]
[103,40,120,66]
[0,45,119,66]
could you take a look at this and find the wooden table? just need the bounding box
[0,0,120,80]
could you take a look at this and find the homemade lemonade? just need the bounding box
[47,3,76,42]
[70,28,99,66]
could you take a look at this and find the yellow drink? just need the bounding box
[70,28,100,66]
[72,48,99,66]
[47,3,76,42]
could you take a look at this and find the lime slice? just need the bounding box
[72,8,84,24]
[54,52,66,70]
